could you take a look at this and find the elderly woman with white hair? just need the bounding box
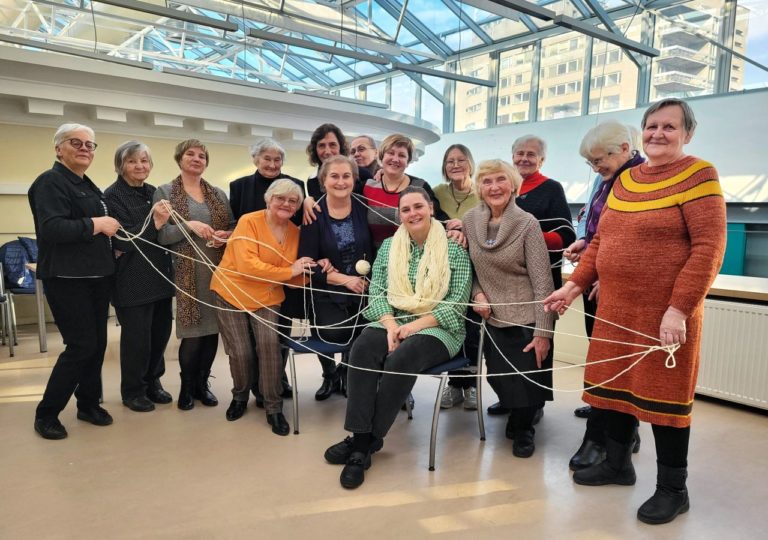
[487,135,575,417]
[105,141,175,413]
[564,121,645,471]
[229,137,305,223]
[464,159,555,458]
[228,138,305,406]
[211,179,315,435]
[29,123,121,440]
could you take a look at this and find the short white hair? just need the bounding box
[264,178,304,206]
[579,121,638,159]
[511,134,547,159]
[250,138,285,160]
[53,123,95,146]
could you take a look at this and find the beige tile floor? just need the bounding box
[1,320,766,540]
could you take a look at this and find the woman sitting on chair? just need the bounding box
[298,155,374,400]
[324,186,472,489]
[210,179,314,434]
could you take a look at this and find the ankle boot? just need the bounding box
[573,437,636,486]
[177,372,195,410]
[632,426,641,454]
[637,464,690,524]
[569,438,606,471]
[194,370,218,406]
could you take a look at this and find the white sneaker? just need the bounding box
[440,386,464,409]
[463,387,478,410]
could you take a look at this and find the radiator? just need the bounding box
[697,299,768,410]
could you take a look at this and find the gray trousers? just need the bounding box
[344,327,449,439]
[214,294,282,414]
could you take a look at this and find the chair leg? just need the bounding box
[289,349,299,435]
[8,294,18,346]
[429,374,448,471]
[3,303,13,357]
[476,324,486,441]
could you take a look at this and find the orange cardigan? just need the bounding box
[211,210,304,311]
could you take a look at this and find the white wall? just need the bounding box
[408,90,768,204]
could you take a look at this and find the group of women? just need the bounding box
[28,97,724,526]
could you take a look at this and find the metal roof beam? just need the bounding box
[581,0,643,68]
[441,0,494,46]
[376,0,452,57]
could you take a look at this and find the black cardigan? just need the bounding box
[298,197,374,306]
[104,176,174,308]
[229,171,305,225]
[28,161,115,279]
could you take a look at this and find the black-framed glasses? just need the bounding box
[67,138,98,151]
[350,145,373,155]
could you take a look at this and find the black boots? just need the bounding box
[569,438,606,471]
[637,465,690,525]
[315,372,341,401]
[194,370,218,406]
[573,437,636,486]
[177,371,195,410]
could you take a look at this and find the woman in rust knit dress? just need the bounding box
[544,98,726,525]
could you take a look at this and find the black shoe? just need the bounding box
[632,427,641,454]
[34,417,67,440]
[324,436,384,465]
[226,400,247,421]
[76,406,114,426]
[573,437,636,486]
[146,381,173,404]
[637,465,690,525]
[315,374,340,401]
[488,401,511,416]
[194,370,218,406]
[574,405,592,418]
[267,412,290,436]
[340,451,371,489]
[123,395,155,412]
[569,439,606,471]
[178,372,195,411]
[281,381,293,399]
[512,428,536,458]
[532,406,544,426]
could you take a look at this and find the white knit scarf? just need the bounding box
[387,218,451,314]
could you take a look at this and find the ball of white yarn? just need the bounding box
[355,259,371,275]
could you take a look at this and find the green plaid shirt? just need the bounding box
[364,238,472,357]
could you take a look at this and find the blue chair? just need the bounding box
[405,321,488,470]
[283,336,351,435]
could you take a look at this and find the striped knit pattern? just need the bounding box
[568,156,726,428]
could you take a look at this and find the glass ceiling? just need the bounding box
[0,0,761,97]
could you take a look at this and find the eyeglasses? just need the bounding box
[66,138,98,151]
[350,146,373,155]
[446,159,468,167]
[585,152,614,169]
[273,195,300,207]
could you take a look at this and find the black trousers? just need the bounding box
[484,324,552,409]
[604,409,690,468]
[345,328,449,439]
[115,298,173,400]
[36,277,111,420]
[309,300,364,375]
